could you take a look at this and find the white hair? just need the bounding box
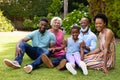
[50,17,62,26]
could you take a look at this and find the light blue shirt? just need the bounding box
[66,37,82,54]
[78,29,97,53]
[26,30,56,50]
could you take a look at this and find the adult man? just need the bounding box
[79,17,97,60]
[4,18,56,73]
[41,17,97,71]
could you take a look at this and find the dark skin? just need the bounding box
[80,18,91,60]
[50,28,80,56]
[80,18,90,51]
[86,18,114,74]
[63,28,80,60]
[15,20,55,57]
[71,28,80,42]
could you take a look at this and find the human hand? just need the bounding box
[48,48,56,53]
[85,52,93,56]
[15,47,23,57]
[80,41,86,48]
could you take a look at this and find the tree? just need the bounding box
[88,0,120,37]
[64,0,68,18]
[0,0,52,30]
[31,0,52,17]
[48,0,62,16]
[68,0,89,12]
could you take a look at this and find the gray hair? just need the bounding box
[50,17,62,26]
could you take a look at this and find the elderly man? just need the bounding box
[79,17,97,60]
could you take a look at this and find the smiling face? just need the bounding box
[80,18,89,29]
[71,28,79,41]
[95,18,106,32]
[38,21,48,34]
[52,19,61,30]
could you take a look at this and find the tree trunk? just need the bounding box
[64,0,68,18]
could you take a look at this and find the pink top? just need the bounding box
[48,29,65,58]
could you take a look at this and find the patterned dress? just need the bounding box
[84,33,116,71]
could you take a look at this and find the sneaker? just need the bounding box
[41,54,54,68]
[4,59,21,69]
[56,59,66,70]
[66,63,77,75]
[80,61,88,75]
[23,65,33,74]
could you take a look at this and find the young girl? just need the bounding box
[65,25,88,75]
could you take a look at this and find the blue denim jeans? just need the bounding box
[52,55,66,66]
[14,42,49,69]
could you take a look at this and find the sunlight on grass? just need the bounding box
[0,32,120,80]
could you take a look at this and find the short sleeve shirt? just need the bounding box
[26,30,56,50]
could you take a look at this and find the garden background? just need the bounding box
[0,0,120,80]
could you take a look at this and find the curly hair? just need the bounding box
[40,18,49,23]
[93,13,108,26]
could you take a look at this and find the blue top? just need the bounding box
[26,30,56,50]
[78,29,97,53]
[66,37,82,54]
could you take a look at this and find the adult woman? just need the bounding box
[48,17,65,58]
[84,13,116,74]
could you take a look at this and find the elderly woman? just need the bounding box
[48,17,65,58]
[84,13,116,74]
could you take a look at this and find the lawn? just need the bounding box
[0,32,120,80]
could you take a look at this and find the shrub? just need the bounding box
[0,10,14,32]
[23,16,50,31]
[62,10,89,34]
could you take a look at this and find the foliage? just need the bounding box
[116,30,120,38]
[0,10,14,32]
[0,0,90,31]
[31,0,52,17]
[62,4,90,34]
[23,16,46,31]
[23,19,34,30]
[48,0,63,16]
[106,0,120,38]
[68,0,89,12]
[88,0,120,38]
[0,0,52,17]
[23,15,52,31]
[0,0,32,17]
[0,0,53,30]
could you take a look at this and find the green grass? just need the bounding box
[0,33,120,80]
